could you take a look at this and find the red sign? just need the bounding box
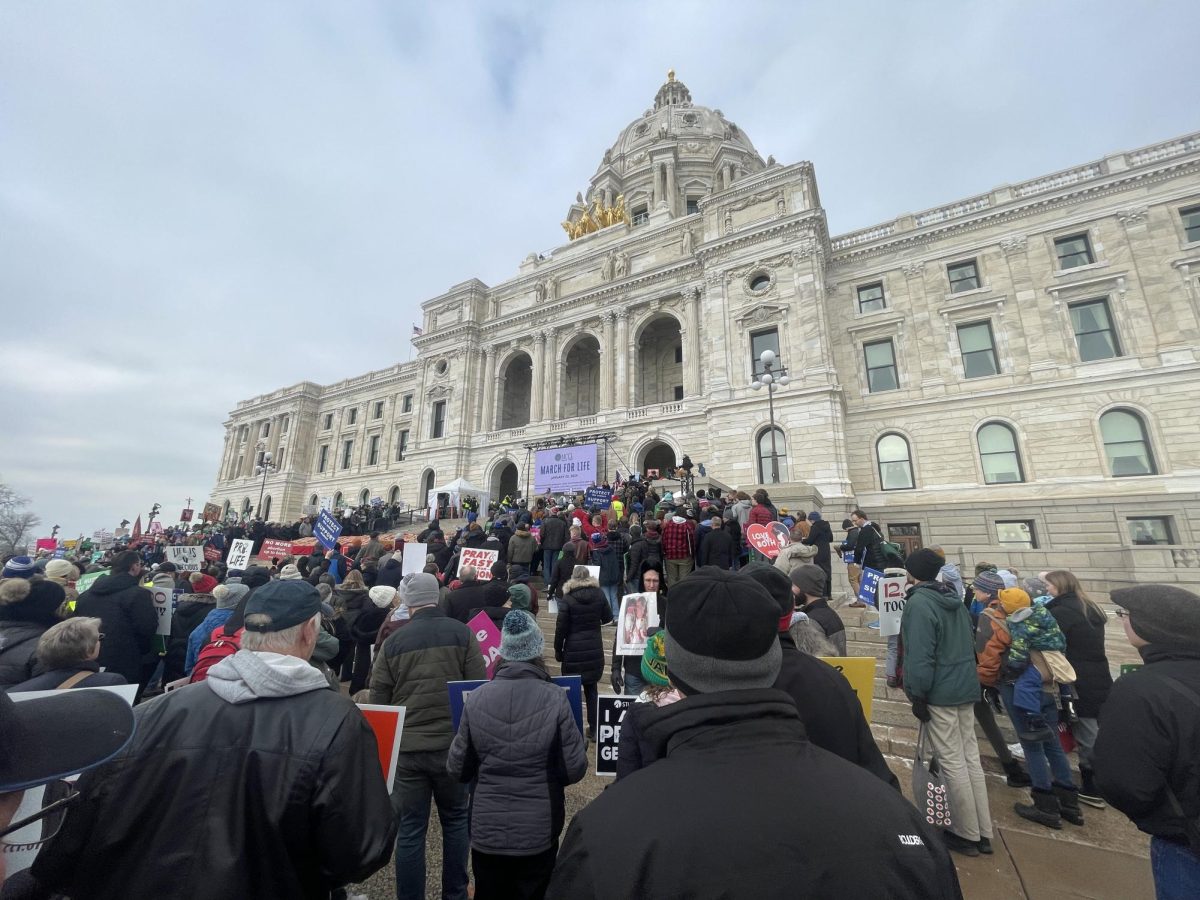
[746,523,792,559]
[259,539,292,561]
[467,611,503,678]
[203,546,222,562]
[180,508,194,522]
[36,538,58,553]
[356,705,406,792]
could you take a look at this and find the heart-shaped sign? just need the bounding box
[746,523,783,558]
[767,521,793,550]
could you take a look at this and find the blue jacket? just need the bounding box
[185,608,235,674]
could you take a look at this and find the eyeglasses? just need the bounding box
[0,780,80,846]
[1115,609,1128,618]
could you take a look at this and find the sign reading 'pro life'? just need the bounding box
[534,444,597,493]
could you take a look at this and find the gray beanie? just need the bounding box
[213,582,250,610]
[1112,584,1200,647]
[499,609,544,662]
[400,572,441,608]
[973,570,1005,598]
[789,564,827,599]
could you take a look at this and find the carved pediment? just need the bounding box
[735,302,789,327]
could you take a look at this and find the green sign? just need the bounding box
[1119,663,1143,676]
[76,568,109,594]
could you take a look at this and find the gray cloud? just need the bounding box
[1,0,1195,538]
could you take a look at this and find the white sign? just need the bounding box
[458,547,500,581]
[402,542,428,575]
[226,538,254,571]
[586,565,600,581]
[92,529,114,548]
[877,574,911,637]
[300,504,318,516]
[150,586,179,636]
[319,496,333,512]
[615,593,659,656]
[165,545,204,572]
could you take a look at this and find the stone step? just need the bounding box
[846,640,889,660]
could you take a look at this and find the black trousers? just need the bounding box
[472,843,558,900]
[583,681,598,734]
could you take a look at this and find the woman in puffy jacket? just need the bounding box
[553,566,613,740]
[448,610,587,900]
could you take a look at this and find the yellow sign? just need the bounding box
[818,656,875,722]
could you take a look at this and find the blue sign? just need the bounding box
[584,487,612,510]
[53,548,66,559]
[313,509,343,551]
[448,675,584,734]
[858,567,884,607]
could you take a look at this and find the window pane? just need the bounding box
[1100,410,1143,443]
[1055,234,1093,268]
[867,366,897,392]
[751,329,780,375]
[963,349,999,378]
[1127,517,1173,544]
[864,340,894,368]
[978,424,1016,454]
[877,434,908,462]
[880,461,913,490]
[995,521,1035,549]
[957,323,991,353]
[1071,300,1119,361]
[1183,206,1200,242]
[948,261,979,292]
[1101,411,1155,476]
[857,282,885,313]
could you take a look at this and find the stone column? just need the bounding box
[481,347,496,432]
[615,311,629,407]
[531,333,545,422]
[666,160,677,216]
[473,348,487,432]
[600,313,615,410]
[683,289,701,398]
[651,164,661,207]
[543,328,559,419]
[494,375,507,431]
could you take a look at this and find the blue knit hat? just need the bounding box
[2,556,36,579]
[499,609,543,662]
[807,511,822,522]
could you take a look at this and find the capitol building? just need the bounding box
[208,72,1200,596]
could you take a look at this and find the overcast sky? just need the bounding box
[1,1,1195,540]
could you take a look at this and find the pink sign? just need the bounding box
[259,539,292,561]
[745,523,792,559]
[36,538,58,553]
[467,611,503,678]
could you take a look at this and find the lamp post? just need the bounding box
[254,440,276,519]
[749,349,790,483]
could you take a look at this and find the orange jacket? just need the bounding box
[975,606,1011,687]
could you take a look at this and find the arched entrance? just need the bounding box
[561,335,600,418]
[499,353,533,429]
[241,498,252,518]
[421,470,436,513]
[388,485,400,504]
[641,441,676,476]
[222,499,231,519]
[636,316,683,405]
[261,495,272,521]
[493,461,519,500]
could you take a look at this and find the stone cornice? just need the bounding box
[697,210,828,265]
[697,161,813,211]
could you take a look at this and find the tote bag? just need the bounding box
[912,723,953,829]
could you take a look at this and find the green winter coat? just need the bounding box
[1006,605,1066,669]
[900,582,979,707]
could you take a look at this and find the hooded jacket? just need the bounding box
[163,592,216,683]
[507,530,537,566]
[0,620,48,687]
[801,598,847,656]
[446,660,587,856]
[974,606,1012,688]
[773,540,818,574]
[900,581,979,707]
[547,690,962,900]
[553,576,613,684]
[937,562,965,599]
[34,650,395,900]
[626,532,663,580]
[1006,604,1066,670]
[800,517,835,567]
[1045,591,1112,718]
[74,572,157,684]
[539,514,568,551]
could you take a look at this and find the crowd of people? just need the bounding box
[1,483,1197,899]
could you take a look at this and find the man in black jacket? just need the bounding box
[377,549,405,589]
[1094,585,1200,895]
[850,508,888,572]
[445,567,491,622]
[34,580,396,899]
[547,567,962,900]
[539,510,568,580]
[73,550,156,693]
[801,510,835,597]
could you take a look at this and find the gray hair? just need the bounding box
[1021,576,1049,599]
[459,565,477,582]
[788,618,836,657]
[241,613,320,654]
[37,617,102,670]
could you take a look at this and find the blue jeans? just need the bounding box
[1000,682,1075,791]
[1152,836,1200,900]
[623,672,646,695]
[601,584,620,618]
[392,749,470,900]
[543,548,559,581]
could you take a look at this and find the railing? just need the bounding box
[1013,163,1103,198]
[831,223,896,251]
[1126,135,1200,167]
[914,194,991,227]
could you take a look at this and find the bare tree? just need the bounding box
[0,480,40,557]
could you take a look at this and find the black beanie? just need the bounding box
[0,578,67,627]
[739,562,793,620]
[905,548,944,583]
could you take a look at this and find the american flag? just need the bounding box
[411,324,424,337]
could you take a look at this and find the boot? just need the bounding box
[1054,784,1085,826]
[1014,788,1062,830]
[1003,758,1032,788]
[1078,767,1108,809]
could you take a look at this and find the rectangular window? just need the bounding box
[673,385,684,401]
[373,401,384,420]
[957,321,1000,378]
[368,435,380,466]
[238,426,248,443]
[856,282,886,314]
[674,345,683,364]
[1181,205,1200,243]
[431,401,446,439]
[947,259,980,293]
[322,413,333,430]
[1070,298,1121,361]
[1127,516,1174,545]
[632,205,649,226]
[347,408,357,426]
[232,455,243,478]
[397,429,409,461]
[402,394,413,413]
[261,422,270,438]
[317,444,329,473]
[864,339,899,392]
[281,416,289,434]
[686,197,700,215]
[750,328,780,376]
[341,440,353,470]
[1054,233,1094,269]
[995,520,1037,549]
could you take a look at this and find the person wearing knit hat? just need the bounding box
[446,609,586,899]
[190,572,219,595]
[788,565,846,656]
[278,564,303,581]
[369,585,398,609]
[996,569,1019,590]
[1093,586,1200,893]
[399,571,442,610]
[1,556,37,580]
[44,558,80,584]
[0,579,68,687]
[162,573,220,684]
[184,583,249,676]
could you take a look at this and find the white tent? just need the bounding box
[426,477,491,517]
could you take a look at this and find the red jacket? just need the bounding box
[661,519,694,560]
[748,504,775,528]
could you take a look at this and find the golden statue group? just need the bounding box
[562,194,631,240]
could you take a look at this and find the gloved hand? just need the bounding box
[911,698,932,723]
[611,670,624,695]
[983,686,1003,713]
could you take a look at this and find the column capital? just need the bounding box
[616,309,630,321]
[535,330,548,344]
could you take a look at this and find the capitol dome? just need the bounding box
[563,70,768,237]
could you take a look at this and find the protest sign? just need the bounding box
[458,547,500,580]
[165,545,204,572]
[203,545,222,562]
[467,611,503,678]
[36,538,57,553]
[402,541,428,575]
[596,695,637,776]
[615,593,659,656]
[180,508,194,522]
[449,675,583,733]
[148,520,163,535]
[76,569,108,594]
[319,496,333,512]
[356,704,407,792]
[92,529,114,547]
[746,523,789,559]
[818,656,875,720]
[857,566,884,606]
[149,585,179,636]
[534,444,597,494]
[91,550,104,564]
[877,573,911,637]
[259,538,292,561]
[202,502,222,523]
[313,509,342,551]
[226,538,254,571]
[53,548,66,559]
[584,486,612,509]
[300,503,318,516]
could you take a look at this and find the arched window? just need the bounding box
[333,491,343,508]
[1100,410,1157,476]
[978,423,1024,484]
[261,495,272,520]
[359,489,370,506]
[756,427,788,483]
[876,434,914,490]
[389,486,400,504]
[222,499,231,518]
[309,494,318,507]
[241,498,251,516]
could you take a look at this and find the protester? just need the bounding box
[971,576,1033,789]
[163,576,218,684]
[548,567,962,899]
[614,629,684,780]
[370,572,486,900]
[849,508,888,572]
[7,617,127,692]
[447,610,587,900]
[588,531,622,618]
[660,513,694,587]
[626,520,664,589]
[900,548,994,857]
[553,565,612,740]
[789,564,846,655]
[1094,585,1200,898]
[837,517,864,602]
[446,565,490,622]
[773,526,817,574]
[507,522,537,579]
[800,510,834,595]
[73,550,156,691]
[610,567,662,696]
[185,582,249,675]
[42,559,81,610]
[32,579,396,899]
[0,579,67,688]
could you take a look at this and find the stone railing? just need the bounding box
[831,223,896,251]
[915,194,991,226]
[1126,135,1200,167]
[1172,549,1200,568]
[1013,163,1103,198]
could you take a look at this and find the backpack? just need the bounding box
[871,525,905,567]
[189,625,243,683]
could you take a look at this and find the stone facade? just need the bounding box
[208,74,1200,597]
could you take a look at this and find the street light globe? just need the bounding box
[750,380,763,391]
[778,374,791,386]
[759,349,776,365]
[264,452,273,463]
[761,372,773,385]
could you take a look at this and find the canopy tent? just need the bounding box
[426,477,491,516]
